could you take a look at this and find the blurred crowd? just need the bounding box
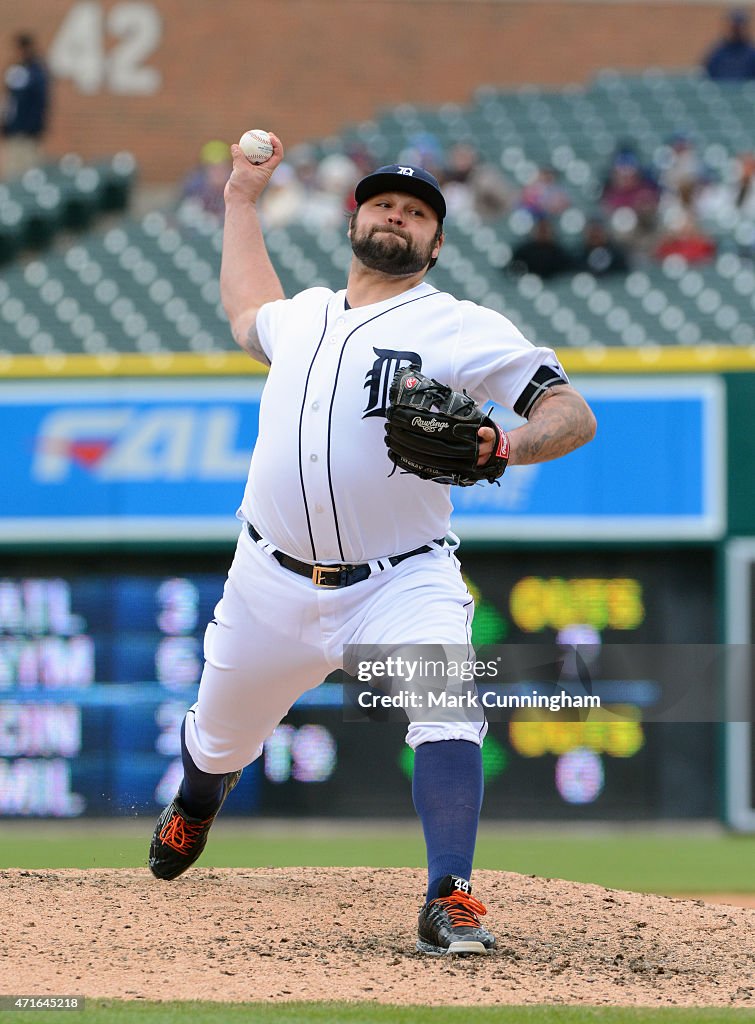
[4,7,755,287]
[506,137,755,279]
[178,134,517,230]
[172,6,755,283]
[178,128,755,281]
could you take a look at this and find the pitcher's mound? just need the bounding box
[2,867,753,1006]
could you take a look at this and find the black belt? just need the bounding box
[247,522,442,589]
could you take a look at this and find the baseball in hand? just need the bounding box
[239,129,274,164]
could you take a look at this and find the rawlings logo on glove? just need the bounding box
[411,416,450,433]
[385,366,509,487]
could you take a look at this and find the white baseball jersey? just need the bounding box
[240,280,565,564]
[186,279,570,771]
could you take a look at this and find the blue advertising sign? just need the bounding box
[2,380,262,541]
[453,377,725,540]
[0,376,724,542]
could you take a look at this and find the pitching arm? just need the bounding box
[220,133,286,364]
[478,384,596,466]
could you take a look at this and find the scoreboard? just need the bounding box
[0,546,717,819]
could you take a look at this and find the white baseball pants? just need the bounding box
[183,524,487,775]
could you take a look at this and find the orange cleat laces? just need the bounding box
[431,888,488,928]
[159,814,209,854]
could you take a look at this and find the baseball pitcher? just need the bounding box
[148,133,596,956]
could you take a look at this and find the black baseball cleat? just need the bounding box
[148,770,242,880]
[417,874,496,956]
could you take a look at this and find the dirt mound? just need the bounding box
[2,867,754,1007]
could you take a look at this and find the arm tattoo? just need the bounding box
[240,321,270,366]
[509,385,596,465]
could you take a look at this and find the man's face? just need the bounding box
[349,193,442,276]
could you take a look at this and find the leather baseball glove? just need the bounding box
[385,366,510,486]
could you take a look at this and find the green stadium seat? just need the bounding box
[4,71,755,361]
[0,186,24,265]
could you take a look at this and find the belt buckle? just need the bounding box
[312,564,342,588]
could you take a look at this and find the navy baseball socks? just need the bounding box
[149,718,242,880]
[412,739,495,954]
[412,739,483,902]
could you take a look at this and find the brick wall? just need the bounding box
[1,0,738,182]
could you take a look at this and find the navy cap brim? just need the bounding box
[354,168,446,222]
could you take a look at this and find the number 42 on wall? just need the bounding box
[49,1,162,96]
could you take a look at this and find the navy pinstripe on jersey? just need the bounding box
[296,304,330,560]
[324,291,438,561]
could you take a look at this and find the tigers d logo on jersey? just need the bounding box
[363,348,422,418]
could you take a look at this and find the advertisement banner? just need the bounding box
[0,376,724,542]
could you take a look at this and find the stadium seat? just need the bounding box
[4,71,755,361]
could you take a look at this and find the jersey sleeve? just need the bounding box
[255,287,334,362]
[452,301,568,413]
[254,297,288,363]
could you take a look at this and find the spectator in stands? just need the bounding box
[518,165,571,218]
[659,176,719,235]
[601,154,661,216]
[301,152,360,230]
[659,133,707,196]
[401,130,445,184]
[601,140,658,192]
[697,151,755,222]
[343,142,375,181]
[180,140,232,220]
[442,143,514,221]
[657,134,716,233]
[703,7,755,81]
[607,200,661,267]
[1,32,50,181]
[471,162,517,221]
[575,216,630,276]
[257,161,305,228]
[729,151,755,219]
[288,143,320,196]
[653,209,716,264]
[600,155,661,267]
[506,214,574,279]
[694,152,755,256]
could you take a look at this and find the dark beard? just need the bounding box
[351,226,434,276]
